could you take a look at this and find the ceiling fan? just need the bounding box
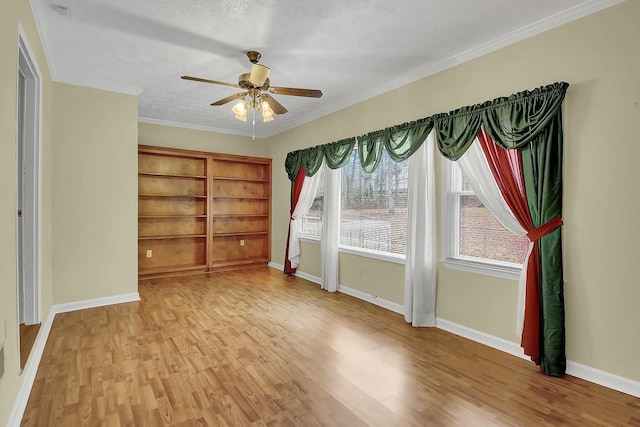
[181,51,322,124]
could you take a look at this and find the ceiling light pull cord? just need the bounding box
[252,109,256,140]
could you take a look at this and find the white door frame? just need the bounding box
[16,25,42,327]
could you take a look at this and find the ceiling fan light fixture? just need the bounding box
[232,97,247,121]
[262,110,274,122]
[261,98,274,122]
[183,51,320,130]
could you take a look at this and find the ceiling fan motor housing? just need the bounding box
[247,51,261,64]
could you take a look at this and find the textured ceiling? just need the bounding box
[30,0,619,139]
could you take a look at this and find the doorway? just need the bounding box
[17,29,42,370]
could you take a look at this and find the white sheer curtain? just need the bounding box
[456,139,529,334]
[404,135,436,326]
[287,170,322,269]
[321,166,340,292]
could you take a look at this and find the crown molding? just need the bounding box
[320,0,626,122]
[137,117,259,139]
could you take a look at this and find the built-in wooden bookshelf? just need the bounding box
[138,146,271,278]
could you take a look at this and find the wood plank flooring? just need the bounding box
[20,322,41,369]
[21,267,640,426]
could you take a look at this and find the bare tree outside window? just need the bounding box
[340,149,408,255]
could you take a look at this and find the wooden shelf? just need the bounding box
[211,213,268,218]
[210,196,269,200]
[213,231,268,237]
[139,264,206,275]
[211,176,269,182]
[138,215,207,219]
[139,194,207,199]
[209,258,269,268]
[139,172,207,179]
[139,234,206,240]
[139,145,271,277]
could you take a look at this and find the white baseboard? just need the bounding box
[7,309,55,427]
[436,317,528,360]
[338,284,404,315]
[436,317,640,398]
[268,261,284,271]
[268,262,322,286]
[268,263,404,315]
[52,292,140,314]
[7,292,141,427]
[295,271,322,286]
[566,360,640,398]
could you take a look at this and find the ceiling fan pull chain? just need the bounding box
[252,109,256,140]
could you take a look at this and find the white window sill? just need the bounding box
[440,257,521,281]
[299,235,321,243]
[297,237,406,265]
[339,245,406,265]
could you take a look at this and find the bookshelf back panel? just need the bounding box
[139,176,205,196]
[139,154,206,176]
[139,217,206,237]
[210,180,268,198]
[139,198,207,216]
[211,199,268,215]
[212,160,269,180]
[212,216,268,234]
[211,235,269,261]
[138,238,206,268]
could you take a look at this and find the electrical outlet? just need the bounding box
[240,239,245,246]
[146,250,152,258]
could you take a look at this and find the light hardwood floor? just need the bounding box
[22,267,640,426]
[20,322,41,369]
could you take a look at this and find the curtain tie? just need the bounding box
[526,216,563,242]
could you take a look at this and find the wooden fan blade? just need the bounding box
[210,92,247,106]
[249,64,270,87]
[181,75,238,88]
[262,94,288,114]
[269,86,322,98]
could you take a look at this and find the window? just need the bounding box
[300,167,324,238]
[443,159,528,277]
[340,149,408,256]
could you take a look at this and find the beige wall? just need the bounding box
[267,1,640,382]
[0,0,54,424]
[52,83,138,303]
[139,122,266,157]
[1,1,638,423]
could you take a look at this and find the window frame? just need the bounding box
[338,149,408,261]
[298,168,324,241]
[441,158,523,281]
[298,154,409,264]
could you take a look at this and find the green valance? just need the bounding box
[284,82,568,179]
[434,107,482,161]
[285,118,434,179]
[285,137,356,180]
[436,82,569,160]
[357,118,434,173]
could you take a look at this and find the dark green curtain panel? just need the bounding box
[283,82,568,376]
[520,112,565,376]
[435,82,568,375]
